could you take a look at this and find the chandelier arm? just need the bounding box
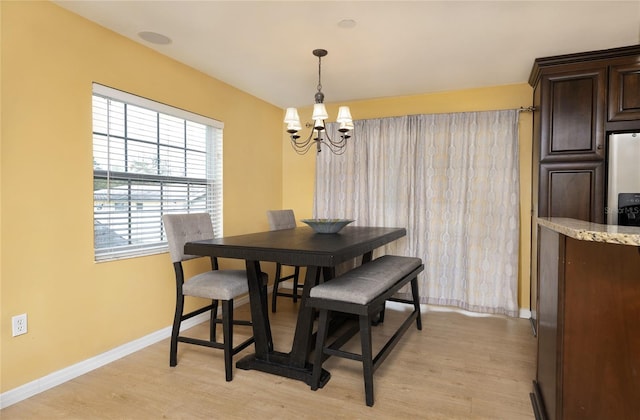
[319,124,349,148]
[321,124,331,143]
[291,128,313,148]
[323,134,347,148]
[291,138,314,154]
[290,126,316,154]
[319,136,348,155]
[293,140,315,155]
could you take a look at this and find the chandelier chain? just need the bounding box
[317,55,322,94]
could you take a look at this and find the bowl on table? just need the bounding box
[301,219,354,234]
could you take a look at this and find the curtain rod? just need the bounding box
[517,106,535,112]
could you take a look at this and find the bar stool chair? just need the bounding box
[266,209,302,313]
[162,213,267,381]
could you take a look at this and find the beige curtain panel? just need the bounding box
[315,110,520,316]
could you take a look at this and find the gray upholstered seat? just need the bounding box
[163,213,265,381]
[266,209,302,312]
[309,255,422,305]
[183,270,250,300]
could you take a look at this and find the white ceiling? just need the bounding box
[54,1,640,108]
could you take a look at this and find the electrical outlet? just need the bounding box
[12,314,27,337]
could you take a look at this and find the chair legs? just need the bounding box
[271,263,283,312]
[291,266,301,303]
[170,296,254,382]
[271,263,302,312]
[169,295,184,367]
[210,299,219,340]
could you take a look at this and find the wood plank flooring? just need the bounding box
[1,300,536,419]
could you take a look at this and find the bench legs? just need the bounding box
[310,276,422,407]
[360,314,375,406]
[412,278,422,330]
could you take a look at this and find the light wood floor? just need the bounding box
[2,300,536,419]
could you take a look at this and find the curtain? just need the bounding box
[315,110,520,317]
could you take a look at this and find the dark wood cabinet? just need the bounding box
[530,45,640,420]
[609,58,640,121]
[530,60,609,224]
[532,225,640,420]
[539,67,606,161]
[529,45,640,337]
[530,45,640,221]
[538,161,604,222]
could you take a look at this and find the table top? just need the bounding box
[184,225,406,267]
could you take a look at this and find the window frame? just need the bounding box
[92,83,224,262]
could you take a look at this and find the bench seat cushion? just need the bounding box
[309,255,422,305]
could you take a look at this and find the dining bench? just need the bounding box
[306,255,424,406]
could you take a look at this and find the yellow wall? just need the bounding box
[282,85,533,311]
[0,1,282,392]
[0,1,4,391]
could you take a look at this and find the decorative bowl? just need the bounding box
[301,219,354,234]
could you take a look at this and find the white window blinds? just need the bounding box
[92,83,223,261]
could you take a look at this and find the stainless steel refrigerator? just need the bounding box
[607,132,640,226]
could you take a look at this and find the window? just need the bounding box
[92,84,223,261]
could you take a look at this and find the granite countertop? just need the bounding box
[537,217,640,246]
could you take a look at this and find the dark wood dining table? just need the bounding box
[184,225,406,387]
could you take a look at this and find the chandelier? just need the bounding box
[284,49,354,155]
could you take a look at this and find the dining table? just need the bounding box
[183,225,406,387]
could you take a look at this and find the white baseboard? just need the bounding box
[519,308,532,319]
[0,295,249,409]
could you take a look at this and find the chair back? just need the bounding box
[266,209,296,231]
[163,213,214,263]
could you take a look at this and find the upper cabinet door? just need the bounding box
[608,59,640,121]
[539,66,606,162]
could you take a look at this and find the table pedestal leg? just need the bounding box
[245,260,272,354]
[237,264,330,387]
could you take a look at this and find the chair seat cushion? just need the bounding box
[309,255,422,305]
[183,270,253,300]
